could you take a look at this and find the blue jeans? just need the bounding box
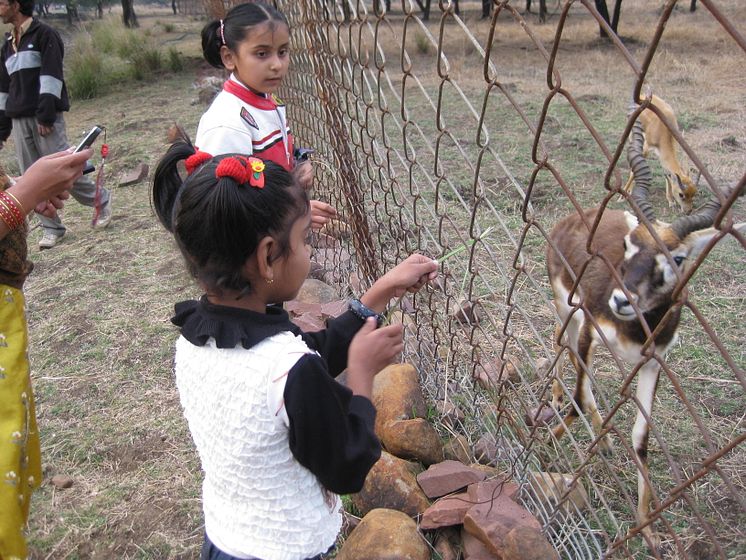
[200,534,327,560]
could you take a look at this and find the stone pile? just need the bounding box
[291,241,584,558]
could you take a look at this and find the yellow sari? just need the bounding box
[0,285,41,560]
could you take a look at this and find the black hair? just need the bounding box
[13,0,34,16]
[201,1,289,69]
[151,134,308,296]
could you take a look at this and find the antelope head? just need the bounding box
[667,171,698,215]
[610,121,729,321]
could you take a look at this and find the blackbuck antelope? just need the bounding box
[622,94,698,214]
[547,119,743,546]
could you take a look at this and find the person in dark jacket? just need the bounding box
[0,0,113,249]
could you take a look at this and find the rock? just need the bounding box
[382,418,444,466]
[463,494,542,556]
[419,492,471,530]
[285,300,322,317]
[285,300,325,332]
[462,528,499,559]
[474,434,499,466]
[443,434,472,464]
[50,474,74,489]
[468,463,505,479]
[454,300,480,325]
[386,310,416,331]
[193,75,223,105]
[467,477,520,504]
[416,460,486,499]
[311,247,352,284]
[436,400,465,430]
[524,405,554,428]
[308,261,327,281]
[474,354,521,390]
[372,363,427,435]
[433,528,460,560]
[352,451,430,517]
[474,434,522,467]
[118,162,149,186]
[320,299,347,319]
[337,508,430,560]
[502,526,558,560]
[289,312,325,332]
[294,278,338,304]
[527,471,590,515]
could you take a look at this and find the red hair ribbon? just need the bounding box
[185,149,213,175]
[215,157,249,184]
[214,156,266,189]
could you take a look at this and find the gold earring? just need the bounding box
[266,278,274,284]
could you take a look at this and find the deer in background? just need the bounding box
[622,94,698,214]
[546,118,743,548]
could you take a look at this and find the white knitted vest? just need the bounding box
[175,331,342,560]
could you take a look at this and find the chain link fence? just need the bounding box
[274,1,744,557]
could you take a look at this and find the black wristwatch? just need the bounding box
[348,299,383,327]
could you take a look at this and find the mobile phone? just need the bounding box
[74,125,103,153]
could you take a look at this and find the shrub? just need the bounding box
[128,46,162,80]
[415,33,431,55]
[90,16,131,56]
[66,20,186,98]
[167,48,183,72]
[67,37,105,99]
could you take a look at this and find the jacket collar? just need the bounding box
[223,75,278,111]
[171,296,301,349]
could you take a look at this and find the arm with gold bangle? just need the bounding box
[0,149,92,241]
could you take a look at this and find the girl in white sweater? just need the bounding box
[151,136,437,560]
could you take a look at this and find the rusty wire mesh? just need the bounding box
[276,0,745,558]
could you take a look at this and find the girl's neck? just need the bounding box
[231,74,268,98]
[205,292,272,313]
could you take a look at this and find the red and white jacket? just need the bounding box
[195,75,294,171]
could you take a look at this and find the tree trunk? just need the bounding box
[539,0,547,22]
[594,0,621,38]
[690,0,697,11]
[526,0,531,13]
[414,0,431,20]
[122,0,138,27]
[611,0,622,31]
[97,0,103,18]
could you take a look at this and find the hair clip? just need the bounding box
[219,19,226,46]
[247,157,265,189]
[185,149,213,175]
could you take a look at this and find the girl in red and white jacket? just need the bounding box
[196,1,335,230]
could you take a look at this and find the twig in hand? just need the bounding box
[383,226,494,325]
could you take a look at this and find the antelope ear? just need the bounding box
[623,210,639,229]
[682,227,721,259]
